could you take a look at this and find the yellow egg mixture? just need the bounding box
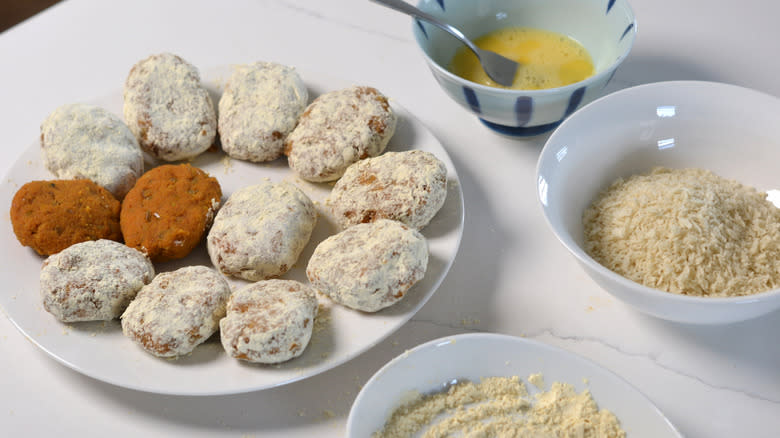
[450,27,594,90]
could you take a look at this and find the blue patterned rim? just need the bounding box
[465,84,585,137]
[479,118,561,137]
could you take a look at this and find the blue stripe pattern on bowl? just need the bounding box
[564,86,586,117]
[416,19,428,39]
[463,86,481,114]
[620,23,634,41]
[515,96,533,126]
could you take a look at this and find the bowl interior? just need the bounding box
[415,0,635,79]
[538,81,780,317]
[539,81,780,254]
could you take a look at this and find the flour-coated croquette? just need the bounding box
[283,86,396,182]
[218,62,308,162]
[121,265,230,358]
[328,150,447,230]
[40,103,143,199]
[220,279,318,364]
[10,179,121,256]
[41,239,155,323]
[206,181,316,281]
[123,53,217,161]
[120,164,221,262]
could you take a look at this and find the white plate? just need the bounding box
[0,66,464,396]
[348,333,682,437]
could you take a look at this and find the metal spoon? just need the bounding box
[370,0,519,86]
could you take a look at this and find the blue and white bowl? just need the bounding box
[413,0,636,136]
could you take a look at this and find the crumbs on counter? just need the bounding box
[460,317,481,327]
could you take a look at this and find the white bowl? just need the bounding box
[347,333,681,437]
[537,80,780,324]
[413,0,636,136]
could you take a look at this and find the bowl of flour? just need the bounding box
[347,333,681,437]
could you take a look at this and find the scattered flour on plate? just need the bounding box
[375,374,625,438]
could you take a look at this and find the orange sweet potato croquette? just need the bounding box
[10,179,122,256]
[120,163,221,262]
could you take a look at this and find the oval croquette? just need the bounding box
[120,164,221,262]
[10,179,122,256]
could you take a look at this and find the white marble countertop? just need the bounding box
[1,1,778,437]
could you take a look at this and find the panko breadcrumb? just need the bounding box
[583,167,780,297]
[11,179,122,256]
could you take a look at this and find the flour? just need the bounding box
[375,374,625,438]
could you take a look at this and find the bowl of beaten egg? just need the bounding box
[537,81,780,324]
[413,0,636,136]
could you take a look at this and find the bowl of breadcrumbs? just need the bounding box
[347,333,681,437]
[537,80,780,324]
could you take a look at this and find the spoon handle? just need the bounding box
[369,0,480,54]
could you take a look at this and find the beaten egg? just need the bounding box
[449,27,594,90]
